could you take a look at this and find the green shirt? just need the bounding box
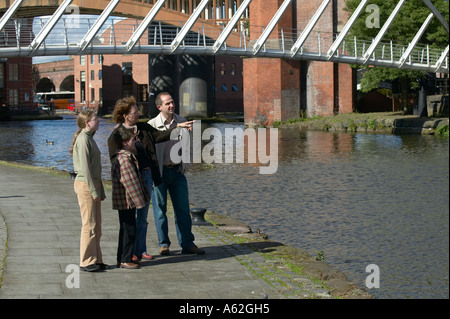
[73,129,106,200]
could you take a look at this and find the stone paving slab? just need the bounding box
[0,164,332,300]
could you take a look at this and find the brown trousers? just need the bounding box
[74,180,103,267]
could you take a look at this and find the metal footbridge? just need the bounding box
[1,0,448,73]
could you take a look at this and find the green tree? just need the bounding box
[344,0,449,112]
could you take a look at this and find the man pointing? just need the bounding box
[148,92,205,256]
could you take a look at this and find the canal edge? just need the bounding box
[274,112,449,136]
[196,210,373,299]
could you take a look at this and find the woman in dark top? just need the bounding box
[107,96,192,262]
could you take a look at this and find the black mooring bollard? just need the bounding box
[190,208,208,225]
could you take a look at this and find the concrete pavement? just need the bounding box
[0,163,331,299]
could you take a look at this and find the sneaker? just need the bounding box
[181,244,205,255]
[159,246,170,256]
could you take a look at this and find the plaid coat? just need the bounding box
[111,150,150,210]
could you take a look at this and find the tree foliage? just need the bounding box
[344,0,449,93]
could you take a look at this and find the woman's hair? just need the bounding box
[112,96,137,124]
[69,110,95,157]
[113,126,135,149]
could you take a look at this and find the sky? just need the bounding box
[32,14,124,64]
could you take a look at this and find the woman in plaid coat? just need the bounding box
[111,126,150,269]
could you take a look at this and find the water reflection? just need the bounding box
[0,117,448,299]
[0,121,36,163]
[0,116,115,178]
[187,127,449,299]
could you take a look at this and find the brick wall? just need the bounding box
[243,0,356,124]
[34,58,74,92]
[214,56,244,113]
[243,0,300,126]
[74,54,149,114]
[103,54,149,114]
[3,57,33,109]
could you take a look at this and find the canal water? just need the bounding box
[0,115,448,299]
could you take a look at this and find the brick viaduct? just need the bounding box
[1,0,355,125]
[33,58,73,92]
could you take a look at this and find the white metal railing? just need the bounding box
[0,1,448,73]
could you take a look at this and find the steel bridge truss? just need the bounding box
[0,0,448,73]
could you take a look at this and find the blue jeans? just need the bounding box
[133,169,153,257]
[151,166,194,250]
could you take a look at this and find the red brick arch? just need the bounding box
[33,58,74,92]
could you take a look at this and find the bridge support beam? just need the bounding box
[244,57,301,126]
[299,0,355,117]
[178,54,212,119]
[243,0,300,127]
[304,61,355,117]
[148,54,212,118]
[149,55,178,117]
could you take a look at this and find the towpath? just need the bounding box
[0,163,334,300]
